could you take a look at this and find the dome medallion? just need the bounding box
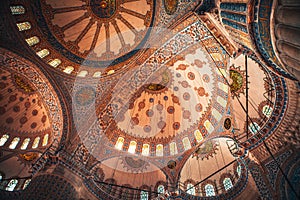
[90,0,116,18]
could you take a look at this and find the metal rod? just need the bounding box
[94,180,160,194]
[245,55,249,139]
[185,160,236,192]
[193,14,298,198]
[242,83,300,199]
[262,140,300,199]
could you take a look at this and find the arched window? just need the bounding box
[36,49,50,58]
[142,144,149,156]
[6,179,18,191]
[22,179,31,190]
[16,22,31,31]
[10,5,25,15]
[77,70,88,77]
[237,165,241,176]
[156,144,163,156]
[48,59,61,68]
[262,105,273,117]
[93,71,102,77]
[115,137,124,150]
[249,122,260,134]
[0,134,9,146]
[32,137,40,149]
[20,138,30,150]
[194,130,203,143]
[157,185,164,194]
[63,66,74,74]
[205,184,215,197]
[25,36,39,46]
[186,183,195,195]
[182,137,191,150]
[128,141,137,154]
[204,120,214,134]
[140,191,148,200]
[42,134,49,146]
[169,142,177,155]
[223,177,233,190]
[107,70,115,75]
[9,137,20,149]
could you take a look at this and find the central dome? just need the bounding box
[114,47,222,141]
[89,19,231,157]
[71,17,231,159]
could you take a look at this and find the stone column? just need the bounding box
[275,25,300,47]
[276,7,300,28]
[274,0,300,80]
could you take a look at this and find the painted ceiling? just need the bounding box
[40,0,154,65]
[1,0,297,199]
[5,0,283,173]
[71,16,232,162]
[0,68,51,135]
[15,0,201,76]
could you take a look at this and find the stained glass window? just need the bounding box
[48,59,61,68]
[63,66,74,74]
[262,105,273,117]
[157,185,164,194]
[128,141,137,154]
[142,144,150,156]
[17,22,31,31]
[77,70,88,77]
[182,137,191,150]
[249,122,260,134]
[205,184,215,196]
[32,137,40,149]
[25,36,39,46]
[107,70,115,75]
[10,5,25,15]
[0,134,9,146]
[187,183,195,195]
[22,179,31,190]
[20,138,30,150]
[170,142,178,155]
[36,49,50,58]
[42,134,49,146]
[140,191,148,200]
[156,144,163,156]
[9,137,20,149]
[237,165,241,176]
[93,71,102,77]
[194,130,203,143]
[223,177,233,190]
[115,137,124,150]
[6,179,18,191]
